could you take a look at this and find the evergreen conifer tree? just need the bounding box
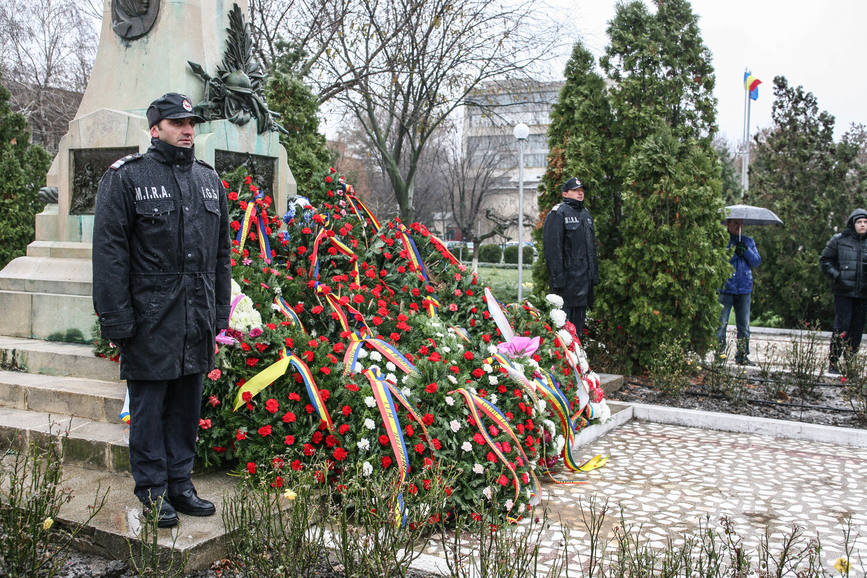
[0,75,51,269]
[749,76,859,327]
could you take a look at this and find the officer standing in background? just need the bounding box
[92,93,231,527]
[542,177,599,338]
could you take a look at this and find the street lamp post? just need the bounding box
[513,122,529,302]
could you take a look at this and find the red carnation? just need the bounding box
[265,398,279,414]
[381,456,392,468]
[258,425,272,437]
[333,447,348,461]
[246,462,257,474]
[425,382,438,394]
[284,435,295,446]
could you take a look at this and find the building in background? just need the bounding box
[462,80,563,243]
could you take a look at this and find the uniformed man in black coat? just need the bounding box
[542,177,599,338]
[93,93,231,527]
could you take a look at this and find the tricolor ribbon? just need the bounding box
[397,224,429,281]
[274,296,306,334]
[363,367,409,526]
[235,200,257,252]
[255,209,273,263]
[343,335,417,376]
[347,194,381,232]
[233,348,334,431]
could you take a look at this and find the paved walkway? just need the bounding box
[418,410,867,576]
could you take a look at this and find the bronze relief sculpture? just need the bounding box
[112,0,159,41]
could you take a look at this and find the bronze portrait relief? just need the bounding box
[111,0,160,41]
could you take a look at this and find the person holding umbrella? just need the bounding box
[717,206,771,365]
[820,208,867,375]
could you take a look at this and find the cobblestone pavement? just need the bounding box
[423,420,867,574]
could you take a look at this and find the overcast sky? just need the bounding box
[559,0,867,147]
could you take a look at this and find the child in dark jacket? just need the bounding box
[717,218,762,365]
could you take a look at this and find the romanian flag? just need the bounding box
[744,72,761,101]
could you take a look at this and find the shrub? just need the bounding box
[476,244,502,263]
[503,245,534,264]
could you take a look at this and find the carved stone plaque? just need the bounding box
[215,150,277,197]
[112,0,160,41]
[71,147,137,215]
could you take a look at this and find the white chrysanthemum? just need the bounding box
[536,400,547,413]
[489,394,498,405]
[402,387,412,398]
[228,279,263,333]
[543,419,556,435]
[461,441,473,452]
[364,396,376,408]
[473,463,484,474]
[589,400,611,422]
[487,345,499,355]
[445,396,455,406]
[577,347,590,373]
[363,418,376,430]
[369,350,383,362]
[386,361,397,372]
[488,375,498,386]
[482,363,493,373]
[557,329,573,347]
[353,362,364,372]
[442,346,451,353]
[449,419,461,432]
[549,309,567,328]
[505,499,514,511]
[356,438,370,451]
[386,373,397,383]
[362,461,373,477]
[357,348,369,359]
[401,374,410,384]
[482,486,493,501]
[447,375,458,385]
[545,293,564,308]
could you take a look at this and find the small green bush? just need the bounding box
[503,245,534,264]
[476,244,502,263]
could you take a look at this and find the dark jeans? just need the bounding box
[717,292,751,357]
[565,305,587,341]
[128,373,203,503]
[830,295,867,364]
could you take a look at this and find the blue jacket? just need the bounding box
[721,234,761,294]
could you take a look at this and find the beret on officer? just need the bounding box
[561,177,586,193]
[146,93,205,127]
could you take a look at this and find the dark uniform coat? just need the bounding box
[542,198,599,307]
[820,208,867,298]
[92,138,231,380]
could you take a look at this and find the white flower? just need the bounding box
[442,346,451,353]
[447,375,458,385]
[386,361,397,372]
[401,387,412,398]
[488,375,498,386]
[369,350,383,362]
[401,374,410,384]
[482,363,493,373]
[386,373,397,383]
[362,461,373,477]
[364,396,376,408]
[487,345,499,355]
[556,329,573,347]
[545,294,564,308]
[482,486,492,501]
[357,348,369,359]
[505,499,514,511]
[445,396,455,406]
[364,418,376,430]
[589,400,611,422]
[449,419,461,432]
[549,309,567,328]
[353,362,364,372]
[555,435,566,454]
[356,438,370,451]
[489,394,498,405]
[473,463,484,474]
[543,419,556,435]
[461,441,473,452]
[536,400,548,413]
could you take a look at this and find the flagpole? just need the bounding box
[741,69,750,195]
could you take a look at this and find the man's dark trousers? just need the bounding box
[128,374,203,503]
[830,296,867,364]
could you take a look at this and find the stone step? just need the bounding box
[0,335,120,381]
[0,255,92,295]
[0,406,129,471]
[0,369,124,422]
[26,240,93,260]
